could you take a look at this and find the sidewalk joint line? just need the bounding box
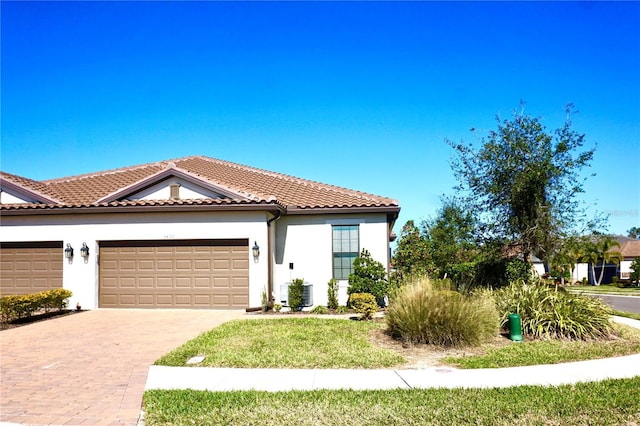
[394,370,412,389]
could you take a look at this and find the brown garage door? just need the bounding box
[0,242,63,296]
[99,239,249,309]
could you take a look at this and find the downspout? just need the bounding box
[266,210,283,304]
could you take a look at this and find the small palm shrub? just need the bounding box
[386,277,498,347]
[494,282,614,340]
[348,293,377,320]
[288,278,304,311]
[310,305,329,314]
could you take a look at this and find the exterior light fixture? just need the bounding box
[64,244,74,259]
[252,241,260,262]
[80,242,90,259]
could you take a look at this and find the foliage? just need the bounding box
[327,278,339,310]
[385,277,498,347]
[1,288,73,322]
[628,226,640,239]
[493,282,614,340]
[335,306,350,314]
[630,257,640,285]
[144,377,640,426]
[472,257,533,289]
[310,305,329,314]
[448,103,596,266]
[348,293,377,320]
[347,249,388,306]
[287,278,305,311]
[154,318,404,368]
[261,287,269,312]
[273,303,282,313]
[423,198,480,286]
[391,220,432,278]
[581,235,623,285]
[445,324,640,368]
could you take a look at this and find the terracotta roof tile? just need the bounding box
[1,156,398,212]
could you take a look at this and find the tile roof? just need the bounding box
[1,156,399,213]
[612,236,640,258]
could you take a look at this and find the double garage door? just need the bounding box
[0,242,63,295]
[99,239,249,309]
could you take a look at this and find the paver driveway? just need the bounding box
[0,309,245,425]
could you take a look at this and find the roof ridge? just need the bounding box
[192,155,396,203]
[42,155,203,183]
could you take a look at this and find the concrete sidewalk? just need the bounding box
[145,316,640,393]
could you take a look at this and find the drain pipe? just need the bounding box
[266,210,283,305]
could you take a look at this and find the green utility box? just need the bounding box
[508,313,523,342]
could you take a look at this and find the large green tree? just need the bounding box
[392,220,432,278]
[448,104,595,265]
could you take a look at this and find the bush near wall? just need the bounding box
[348,293,377,320]
[0,289,73,322]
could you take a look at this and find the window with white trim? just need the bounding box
[332,225,359,280]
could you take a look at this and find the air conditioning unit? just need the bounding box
[280,282,313,307]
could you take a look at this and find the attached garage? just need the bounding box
[99,239,249,309]
[0,242,63,295]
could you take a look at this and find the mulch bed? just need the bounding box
[0,309,83,331]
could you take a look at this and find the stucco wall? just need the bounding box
[1,211,270,309]
[273,213,390,307]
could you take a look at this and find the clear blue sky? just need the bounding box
[2,1,639,237]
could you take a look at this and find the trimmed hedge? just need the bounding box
[1,288,73,322]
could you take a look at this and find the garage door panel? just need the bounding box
[0,243,63,295]
[99,241,249,308]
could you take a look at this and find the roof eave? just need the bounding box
[0,202,285,216]
[286,205,400,215]
[0,178,61,204]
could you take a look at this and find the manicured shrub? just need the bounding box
[386,277,498,347]
[1,288,73,322]
[348,293,377,320]
[493,282,613,340]
[310,305,329,314]
[287,278,304,311]
[327,279,339,310]
[348,249,389,306]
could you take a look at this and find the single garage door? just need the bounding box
[99,239,249,309]
[0,242,63,296]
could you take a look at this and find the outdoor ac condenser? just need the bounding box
[280,282,313,307]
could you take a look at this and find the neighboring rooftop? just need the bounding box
[0,155,399,213]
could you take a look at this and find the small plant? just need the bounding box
[385,277,498,347]
[1,288,73,322]
[260,287,269,312]
[347,248,389,306]
[273,303,282,313]
[288,278,305,311]
[630,257,640,286]
[348,293,377,320]
[310,305,329,314]
[327,278,339,310]
[335,306,349,314]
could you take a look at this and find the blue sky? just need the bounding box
[2,1,639,237]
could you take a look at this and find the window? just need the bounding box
[332,225,359,280]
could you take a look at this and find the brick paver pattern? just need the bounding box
[0,309,244,425]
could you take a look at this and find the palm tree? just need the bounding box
[581,236,623,286]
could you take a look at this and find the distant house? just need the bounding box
[571,236,640,285]
[0,156,399,310]
[614,236,640,281]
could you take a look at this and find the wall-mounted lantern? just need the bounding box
[64,244,74,259]
[252,241,260,262]
[80,242,90,259]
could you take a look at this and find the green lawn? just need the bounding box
[566,285,640,296]
[613,310,640,321]
[154,317,405,368]
[143,377,640,426]
[443,324,640,369]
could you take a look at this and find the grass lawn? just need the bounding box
[156,317,640,370]
[154,317,405,368]
[566,285,640,296]
[143,376,640,426]
[614,310,640,321]
[443,324,640,369]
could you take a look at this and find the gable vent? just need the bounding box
[169,183,180,200]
